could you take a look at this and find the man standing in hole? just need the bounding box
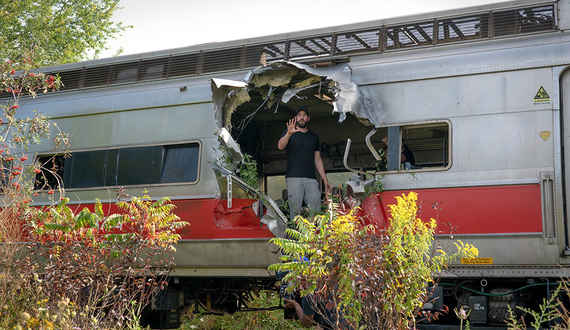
[278,107,332,222]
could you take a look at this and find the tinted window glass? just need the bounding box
[401,124,449,169]
[105,149,119,186]
[161,144,200,183]
[117,146,161,185]
[68,151,106,188]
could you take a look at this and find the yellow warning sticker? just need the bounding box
[534,86,551,104]
[540,131,551,141]
[461,257,493,265]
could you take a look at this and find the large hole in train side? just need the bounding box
[227,69,377,201]
[226,66,452,203]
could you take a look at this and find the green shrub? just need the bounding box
[180,291,303,330]
[2,193,186,330]
[270,191,478,329]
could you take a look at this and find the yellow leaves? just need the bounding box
[331,208,360,235]
[389,192,439,239]
[454,239,479,259]
[389,191,419,221]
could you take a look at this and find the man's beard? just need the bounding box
[297,121,307,128]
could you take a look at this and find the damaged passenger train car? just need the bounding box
[12,0,570,327]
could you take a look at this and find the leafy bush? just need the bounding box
[505,280,570,330]
[2,193,188,329]
[270,191,478,329]
[180,291,303,330]
[0,59,190,330]
[0,53,191,330]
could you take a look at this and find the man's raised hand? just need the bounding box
[286,118,299,135]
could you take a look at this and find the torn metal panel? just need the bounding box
[277,61,378,126]
[328,65,377,125]
[217,127,243,163]
[211,78,250,128]
[282,83,319,103]
[210,161,288,238]
[211,78,247,89]
[208,61,381,238]
[259,206,287,238]
[211,61,379,128]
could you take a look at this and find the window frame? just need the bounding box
[380,120,452,174]
[34,141,202,190]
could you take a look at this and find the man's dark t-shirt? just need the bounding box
[402,147,415,165]
[281,130,320,179]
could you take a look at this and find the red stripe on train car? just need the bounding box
[367,184,543,235]
[69,184,542,240]
[66,198,274,240]
[174,198,274,240]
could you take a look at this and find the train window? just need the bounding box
[36,143,201,190]
[379,122,450,172]
[116,146,162,186]
[35,155,65,190]
[161,144,200,183]
[67,151,106,188]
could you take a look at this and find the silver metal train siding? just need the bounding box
[10,0,570,328]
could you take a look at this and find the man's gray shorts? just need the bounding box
[286,177,321,222]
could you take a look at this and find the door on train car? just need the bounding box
[562,68,570,256]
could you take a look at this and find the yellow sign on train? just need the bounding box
[461,258,494,265]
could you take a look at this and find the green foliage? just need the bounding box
[27,193,187,248]
[499,277,570,330]
[363,174,384,199]
[180,291,303,330]
[505,284,563,330]
[1,193,187,329]
[114,192,188,248]
[455,306,471,330]
[237,152,259,189]
[213,145,259,189]
[0,0,130,66]
[270,191,478,329]
[0,49,175,330]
